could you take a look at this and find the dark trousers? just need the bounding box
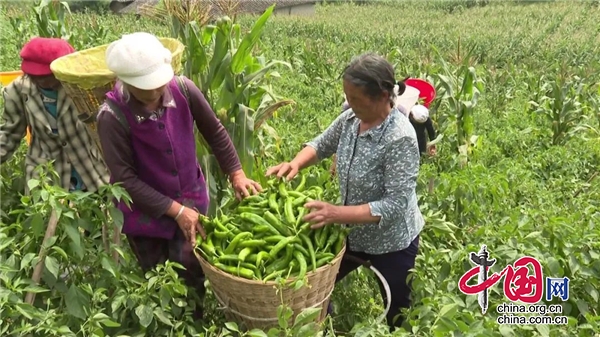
[127,227,206,318]
[335,235,420,328]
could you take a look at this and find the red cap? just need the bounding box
[20,37,75,76]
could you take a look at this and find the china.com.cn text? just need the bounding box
[496,303,568,325]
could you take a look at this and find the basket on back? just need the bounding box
[196,244,345,331]
[49,38,185,156]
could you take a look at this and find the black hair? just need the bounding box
[342,53,407,108]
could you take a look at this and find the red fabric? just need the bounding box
[405,78,436,108]
[20,37,75,76]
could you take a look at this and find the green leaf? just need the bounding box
[154,307,173,326]
[584,283,598,302]
[296,323,319,337]
[108,207,124,228]
[28,213,45,236]
[545,257,561,276]
[230,4,274,74]
[92,312,109,321]
[0,236,15,253]
[575,299,589,316]
[247,329,268,337]
[159,287,171,308]
[101,257,117,278]
[15,303,36,320]
[57,326,73,334]
[68,242,84,261]
[293,307,321,327]
[20,253,36,270]
[224,322,239,332]
[44,256,59,279]
[64,222,81,252]
[22,285,49,293]
[27,179,40,191]
[277,305,292,329]
[76,218,93,232]
[438,262,451,282]
[135,304,154,328]
[208,21,231,91]
[100,319,121,328]
[438,303,458,318]
[111,293,126,313]
[498,324,514,337]
[42,235,58,250]
[242,60,291,87]
[65,284,90,320]
[534,324,550,336]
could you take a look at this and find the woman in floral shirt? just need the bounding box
[267,53,424,329]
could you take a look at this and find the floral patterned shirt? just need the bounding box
[306,107,424,255]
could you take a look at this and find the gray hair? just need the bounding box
[342,53,400,107]
[117,80,131,103]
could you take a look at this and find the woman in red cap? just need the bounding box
[0,37,109,194]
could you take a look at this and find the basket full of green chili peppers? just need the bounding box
[195,175,350,284]
[194,175,349,329]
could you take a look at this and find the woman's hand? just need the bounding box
[176,207,206,246]
[427,144,437,156]
[266,162,300,181]
[303,200,340,229]
[230,170,263,200]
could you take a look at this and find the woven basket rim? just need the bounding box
[196,243,346,287]
[49,37,185,90]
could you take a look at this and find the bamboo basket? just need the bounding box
[196,243,346,331]
[49,38,185,156]
[0,70,32,145]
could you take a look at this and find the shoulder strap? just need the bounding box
[175,75,191,107]
[106,76,190,135]
[105,99,130,134]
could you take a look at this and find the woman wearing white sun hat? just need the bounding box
[96,32,263,319]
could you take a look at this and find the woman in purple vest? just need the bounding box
[96,32,262,317]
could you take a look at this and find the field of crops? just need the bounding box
[1,0,600,336]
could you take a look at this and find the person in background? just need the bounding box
[267,53,423,330]
[408,104,437,157]
[0,37,109,194]
[96,32,262,319]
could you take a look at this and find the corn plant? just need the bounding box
[433,48,484,167]
[151,4,294,216]
[529,76,587,145]
[32,0,72,41]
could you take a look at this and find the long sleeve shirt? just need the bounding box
[97,77,241,219]
[0,76,109,193]
[305,108,424,254]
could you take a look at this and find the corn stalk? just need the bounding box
[529,76,591,145]
[433,47,484,167]
[149,4,294,216]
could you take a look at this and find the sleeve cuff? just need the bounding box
[303,142,323,160]
[368,201,384,220]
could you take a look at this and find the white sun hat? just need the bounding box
[105,32,174,90]
[394,85,420,117]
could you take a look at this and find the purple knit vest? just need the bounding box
[105,77,209,239]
